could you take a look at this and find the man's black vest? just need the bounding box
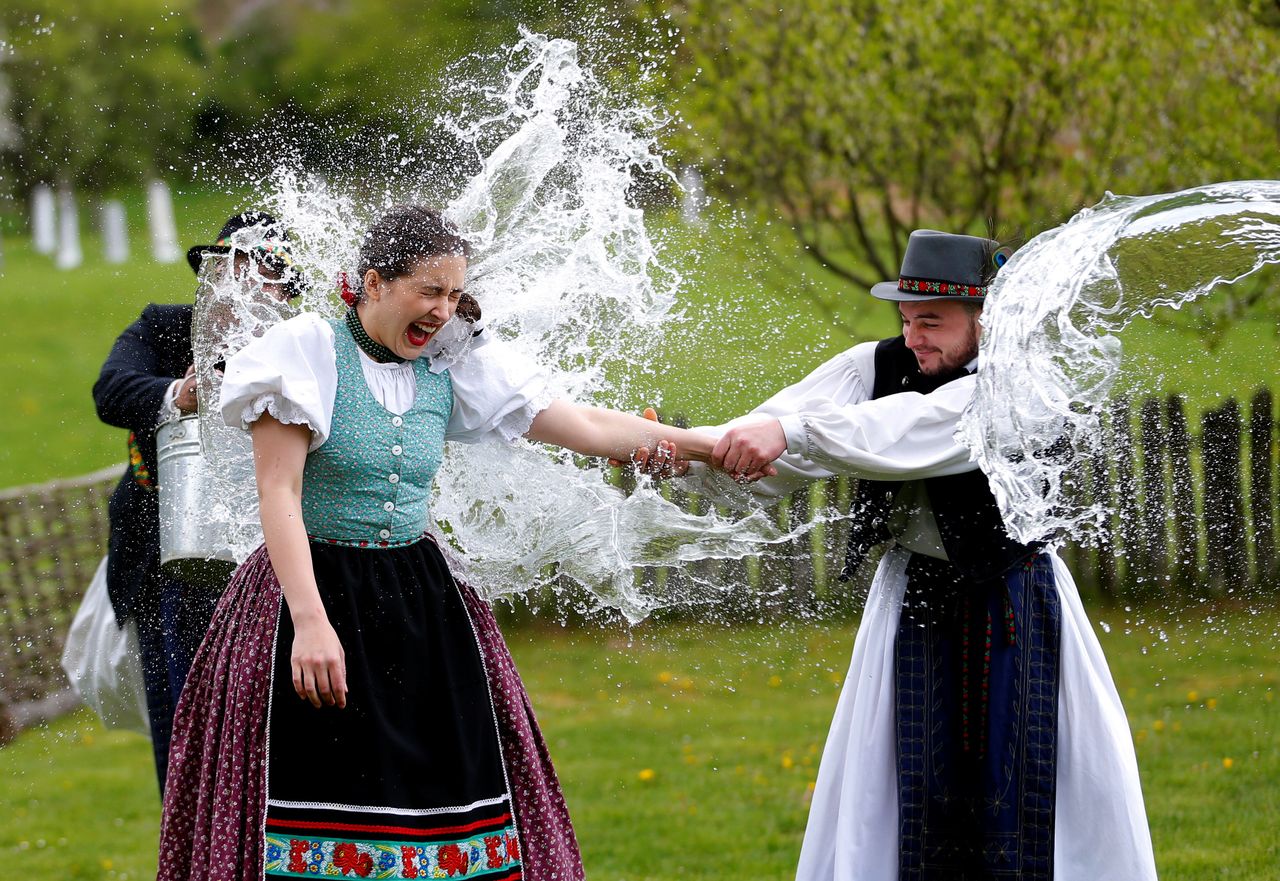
[841,337,1040,584]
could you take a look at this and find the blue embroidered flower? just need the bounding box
[378,850,396,870]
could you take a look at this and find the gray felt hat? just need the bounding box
[869,229,1004,302]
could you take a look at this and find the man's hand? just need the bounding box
[631,439,689,479]
[174,365,198,414]
[607,407,692,480]
[711,419,786,479]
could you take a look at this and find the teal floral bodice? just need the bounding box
[300,319,453,546]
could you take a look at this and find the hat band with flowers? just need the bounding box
[215,238,297,270]
[868,229,1009,303]
[896,276,987,298]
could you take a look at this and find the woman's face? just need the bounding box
[359,254,467,360]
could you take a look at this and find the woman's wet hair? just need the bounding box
[357,205,481,322]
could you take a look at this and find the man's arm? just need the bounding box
[716,373,979,482]
[93,306,182,430]
[668,345,877,499]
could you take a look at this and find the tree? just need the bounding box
[3,0,209,190]
[662,0,1280,299]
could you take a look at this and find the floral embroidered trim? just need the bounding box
[897,276,987,297]
[264,825,522,879]
[127,432,153,490]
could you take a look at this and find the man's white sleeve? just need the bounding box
[782,375,978,481]
[688,343,977,502]
[691,345,872,499]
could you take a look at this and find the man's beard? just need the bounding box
[919,322,980,376]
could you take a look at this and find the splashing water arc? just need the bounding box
[195,32,800,623]
[960,181,1280,547]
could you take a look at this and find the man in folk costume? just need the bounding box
[93,211,300,789]
[666,230,1157,879]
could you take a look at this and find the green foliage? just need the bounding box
[662,0,1280,302]
[0,0,588,193]
[3,0,208,189]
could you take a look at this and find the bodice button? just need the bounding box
[388,473,400,484]
[378,529,391,539]
[392,416,403,427]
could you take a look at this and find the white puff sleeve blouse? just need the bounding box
[219,312,553,450]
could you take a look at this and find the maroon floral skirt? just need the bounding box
[158,540,583,881]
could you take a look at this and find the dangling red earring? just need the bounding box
[338,271,357,306]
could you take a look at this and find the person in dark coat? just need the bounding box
[92,210,299,789]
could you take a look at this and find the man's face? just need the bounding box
[899,299,982,376]
[232,252,290,302]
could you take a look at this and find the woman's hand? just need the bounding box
[290,614,348,709]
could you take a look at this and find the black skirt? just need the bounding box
[263,539,521,879]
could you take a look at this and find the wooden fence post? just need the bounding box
[820,475,850,606]
[1249,388,1276,588]
[1202,400,1249,592]
[1088,439,1116,600]
[788,484,814,612]
[1108,397,1138,595]
[1166,395,1202,593]
[1138,396,1168,594]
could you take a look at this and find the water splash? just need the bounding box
[959,180,1280,546]
[191,251,298,563]
[195,31,800,622]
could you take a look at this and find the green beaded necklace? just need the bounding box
[345,306,406,364]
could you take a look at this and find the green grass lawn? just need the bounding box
[2,607,1277,880]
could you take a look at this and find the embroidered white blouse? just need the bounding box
[218,312,553,449]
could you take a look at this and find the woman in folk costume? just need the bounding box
[158,205,717,881]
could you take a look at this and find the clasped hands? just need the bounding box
[618,409,783,483]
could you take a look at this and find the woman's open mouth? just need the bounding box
[405,320,439,347]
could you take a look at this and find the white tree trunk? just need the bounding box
[147,179,181,263]
[31,184,56,255]
[679,166,707,226]
[101,199,129,264]
[55,185,82,270]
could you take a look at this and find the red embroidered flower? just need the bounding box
[438,843,470,876]
[288,839,309,874]
[401,846,420,878]
[333,842,373,876]
[484,834,505,868]
[505,831,520,862]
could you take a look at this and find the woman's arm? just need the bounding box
[252,414,347,709]
[524,400,718,463]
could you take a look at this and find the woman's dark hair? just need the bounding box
[357,205,481,322]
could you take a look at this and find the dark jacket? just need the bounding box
[92,303,194,620]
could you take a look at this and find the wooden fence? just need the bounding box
[0,466,119,742]
[0,388,1275,740]
[1062,389,1277,599]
